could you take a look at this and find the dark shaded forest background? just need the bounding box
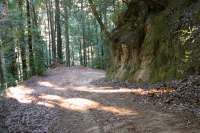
[0,0,127,90]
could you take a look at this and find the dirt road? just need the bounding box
[3,66,200,132]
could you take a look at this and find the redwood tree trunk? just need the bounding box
[50,0,56,58]
[64,4,70,67]
[55,0,62,60]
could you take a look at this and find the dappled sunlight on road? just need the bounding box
[99,105,139,115]
[6,80,140,115]
[6,79,174,117]
[72,86,137,93]
[71,86,176,95]
[37,96,140,115]
[37,81,68,91]
[6,77,175,117]
[37,81,56,88]
[6,85,36,103]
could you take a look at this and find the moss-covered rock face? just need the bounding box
[107,0,200,83]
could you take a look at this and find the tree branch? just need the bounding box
[122,0,129,6]
[88,0,109,36]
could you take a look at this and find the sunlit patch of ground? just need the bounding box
[37,82,56,88]
[71,86,175,95]
[6,85,36,103]
[7,81,140,116]
[37,95,139,115]
[37,81,68,91]
[6,81,173,116]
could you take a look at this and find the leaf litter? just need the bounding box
[0,65,199,132]
[91,75,200,127]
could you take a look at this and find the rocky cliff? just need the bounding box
[107,0,200,83]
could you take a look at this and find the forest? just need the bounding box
[0,0,128,90]
[0,0,200,132]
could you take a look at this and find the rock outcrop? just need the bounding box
[107,0,200,83]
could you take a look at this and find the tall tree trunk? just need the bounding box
[55,0,62,60]
[73,8,83,66]
[96,25,100,57]
[0,49,4,90]
[50,0,56,58]
[81,0,87,66]
[79,40,83,66]
[64,4,70,67]
[18,0,27,80]
[26,0,35,76]
[46,0,52,65]
[20,51,26,81]
[71,45,75,66]
[31,0,45,75]
[87,23,91,64]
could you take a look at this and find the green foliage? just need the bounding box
[177,25,200,75]
[0,0,127,90]
[178,26,199,44]
[89,55,107,69]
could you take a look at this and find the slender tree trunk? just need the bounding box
[81,0,87,66]
[87,23,91,64]
[73,8,83,66]
[46,0,52,65]
[0,49,4,90]
[101,11,105,57]
[96,25,100,57]
[55,0,62,60]
[19,35,27,81]
[88,0,109,36]
[71,45,75,66]
[31,0,45,75]
[18,0,27,80]
[79,40,83,65]
[50,0,56,58]
[64,4,70,67]
[26,0,35,76]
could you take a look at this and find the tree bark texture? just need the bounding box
[64,5,70,67]
[55,0,62,60]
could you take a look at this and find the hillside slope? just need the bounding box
[107,0,200,83]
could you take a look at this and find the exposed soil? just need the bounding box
[0,65,200,133]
